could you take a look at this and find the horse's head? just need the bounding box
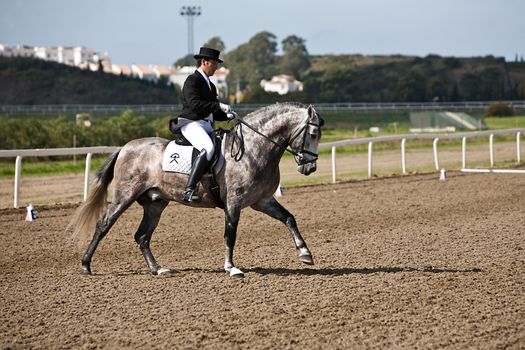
[289,105,324,176]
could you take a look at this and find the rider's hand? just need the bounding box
[219,103,231,113]
[226,111,238,119]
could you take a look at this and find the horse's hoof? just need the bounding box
[299,254,315,265]
[229,267,244,278]
[156,267,174,276]
[82,267,92,275]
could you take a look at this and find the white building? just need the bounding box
[212,67,229,94]
[131,64,157,81]
[152,64,172,80]
[0,43,105,66]
[169,66,195,88]
[74,47,100,65]
[170,66,229,95]
[111,64,133,76]
[0,43,12,56]
[260,74,303,95]
[8,44,34,58]
[34,46,47,60]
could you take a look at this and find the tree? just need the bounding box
[173,54,194,67]
[249,31,278,69]
[225,31,278,89]
[280,35,310,79]
[427,77,450,102]
[203,36,225,52]
[459,72,483,101]
[318,65,354,102]
[397,71,427,102]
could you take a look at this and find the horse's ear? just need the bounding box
[307,105,324,127]
[307,105,315,118]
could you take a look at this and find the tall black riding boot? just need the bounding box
[182,149,210,202]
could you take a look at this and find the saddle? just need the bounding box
[167,118,227,207]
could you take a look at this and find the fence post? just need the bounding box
[517,131,521,164]
[331,146,337,183]
[368,141,373,178]
[462,137,467,169]
[14,156,22,208]
[84,153,92,201]
[433,138,440,171]
[489,134,494,167]
[401,138,407,174]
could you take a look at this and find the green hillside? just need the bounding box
[1,53,524,106]
[304,54,522,103]
[0,57,181,104]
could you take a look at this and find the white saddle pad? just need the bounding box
[162,140,225,175]
[162,141,194,174]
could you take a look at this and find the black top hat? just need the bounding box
[194,47,223,63]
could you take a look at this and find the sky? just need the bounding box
[1,0,524,66]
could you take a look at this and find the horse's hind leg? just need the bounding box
[251,197,314,265]
[134,196,169,275]
[82,200,134,275]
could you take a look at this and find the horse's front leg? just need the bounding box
[223,204,244,278]
[251,196,314,265]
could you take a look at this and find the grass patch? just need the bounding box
[0,156,108,179]
[484,115,525,129]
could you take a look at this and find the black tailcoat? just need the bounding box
[179,70,228,121]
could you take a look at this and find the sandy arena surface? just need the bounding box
[0,169,524,349]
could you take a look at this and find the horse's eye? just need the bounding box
[310,133,318,140]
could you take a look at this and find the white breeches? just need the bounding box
[181,119,214,161]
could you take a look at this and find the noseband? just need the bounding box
[233,117,320,166]
[288,121,321,166]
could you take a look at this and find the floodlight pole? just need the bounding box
[180,6,201,55]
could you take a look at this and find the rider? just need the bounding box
[178,47,235,202]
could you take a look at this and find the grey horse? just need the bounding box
[71,103,324,278]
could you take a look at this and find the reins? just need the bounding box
[235,117,286,149]
[231,116,312,160]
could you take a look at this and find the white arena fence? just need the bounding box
[319,128,524,183]
[0,146,119,208]
[0,129,523,208]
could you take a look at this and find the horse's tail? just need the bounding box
[69,150,120,242]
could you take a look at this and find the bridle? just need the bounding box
[287,119,321,166]
[232,116,321,166]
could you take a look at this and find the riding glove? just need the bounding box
[220,103,231,113]
[226,111,238,119]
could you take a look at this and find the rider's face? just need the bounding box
[202,59,219,77]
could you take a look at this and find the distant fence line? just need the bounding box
[1,101,525,115]
[1,128,523,208]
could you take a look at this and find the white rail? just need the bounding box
[0,146,120,208]
[319,128,524,183]
[1,129,523,208]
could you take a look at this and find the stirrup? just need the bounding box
[182,188,200,202]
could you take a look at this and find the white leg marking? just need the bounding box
[299,247,311,256]
[224,263,232,272]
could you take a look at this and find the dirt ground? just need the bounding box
[0,170,524,349]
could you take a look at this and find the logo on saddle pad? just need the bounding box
[162,140,224,175]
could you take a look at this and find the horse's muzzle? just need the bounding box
[297,162,317,176]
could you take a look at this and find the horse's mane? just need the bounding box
[244,102,307,126]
